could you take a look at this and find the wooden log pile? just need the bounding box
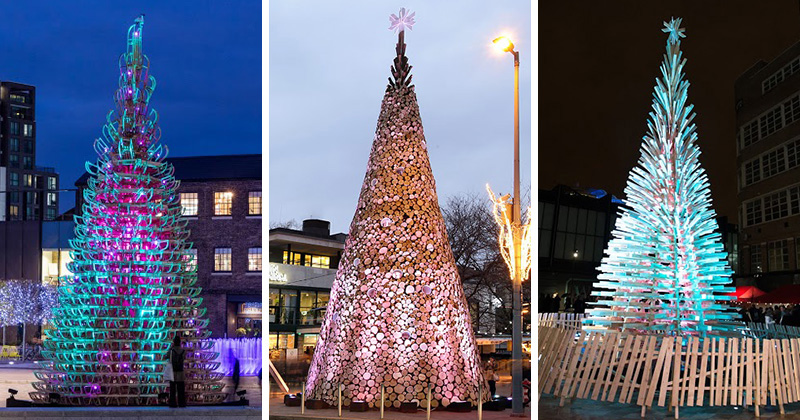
[305,33,488,409]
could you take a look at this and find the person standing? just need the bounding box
[485,356,498,397]
[168,335,187,408]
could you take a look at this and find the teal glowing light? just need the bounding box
[30,16,225,405]
[585,18,738,337]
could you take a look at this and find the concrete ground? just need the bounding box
[538,394,800,420]
[268,378,530,420]
[0,406,261,419]
[0,365,262,409]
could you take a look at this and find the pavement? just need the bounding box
[0,406,262,419]
[268,378,531,420]
[538,394,800,420]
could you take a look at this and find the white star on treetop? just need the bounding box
[662,17,686,45]
[389,8,415,33]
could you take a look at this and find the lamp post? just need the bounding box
[492,35,524,417]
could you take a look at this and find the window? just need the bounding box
[785,95,800,126]
[9,122,20,135]
[23,140,33,154]
[9,192,19,203]
[762,148,786,178]
[9,172,19,187]
[248,247,262,271]
[745,199,762,226]
[9,205,19,220]
[23,124,33,137]
[23,174,33,187]
[742,121,760,148]
[789,139,800,169]
[744,159,761,186]
[763,191,788,222]
[282,251,331,268]
[46,192,57,206]
[9,138,19,152]
[22,156,32,170]
[184,249,197,273]
[26,192,37,204]
[283,251,302,265]
[214,192,233,215]
[791,186,800,215]
[764,57,800,93]
[45,208,56,220]
[311,255,330,268]
[48,177,57,190]
[180,193,198,216]
[768,240,790,271]
[760,107,784,139]
[752,245,763,273]
[9,155,18,168]
[248,191,262,215]
[9,93,27,103]
[214,248,232,272]
[25,207,34,220]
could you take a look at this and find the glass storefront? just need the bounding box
[41,248,72,286]
[235,302,262,337]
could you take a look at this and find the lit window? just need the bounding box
[180,193,198,216]
[248,247,262,272]
[23,124,33,137]
[311,255,330,268]
[48,177,57,190]
[9,172,19,187]
[23,174,33,187]
[248,191,262,215]
[214,192,233,215]
[214,248,232,272]
[283,251,302,265]
[9,138,19,152]
[9,205,19,220]
[47,192,57,206]
[184,248,198,273]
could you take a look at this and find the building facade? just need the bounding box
[736,40,800,291]
[75,154,262,338]
[0,81,59,221]
[268,219,345,361]
[539,184,739,296]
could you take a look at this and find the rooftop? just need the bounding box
[75,153,261,185]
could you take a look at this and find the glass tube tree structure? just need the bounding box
[305,9,488,409]
[31,16,224,405]
[585,18,738,337]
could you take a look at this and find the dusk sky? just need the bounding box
[0,1,261,211]
[269,1,532,234]
[540,0,800,221]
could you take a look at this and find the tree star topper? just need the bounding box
[662,17,685,44]
[389,8,415,33]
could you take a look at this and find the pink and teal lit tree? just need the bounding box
[585,18,738,337]
[31,16,224,405]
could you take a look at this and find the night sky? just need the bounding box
[0,1,261,211]
[540,1,800,221]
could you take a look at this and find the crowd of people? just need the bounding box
[736,303,800,326]
[539,292,595,314]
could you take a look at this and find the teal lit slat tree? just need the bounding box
[32,16,224,405]
[586,18,737,337]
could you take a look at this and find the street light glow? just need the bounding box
[492,36,514,53]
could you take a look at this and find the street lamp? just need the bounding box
[491,35,524,417]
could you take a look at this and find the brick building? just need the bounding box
[736,39,800,291]
[75,154,262,337]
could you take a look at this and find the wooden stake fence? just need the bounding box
[538,323,800,418]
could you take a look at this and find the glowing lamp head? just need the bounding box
[492,36,514,53]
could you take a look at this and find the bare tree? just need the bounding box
[269,219,300,230]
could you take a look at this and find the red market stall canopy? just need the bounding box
[753,285,800,304]
[725,285,766,301]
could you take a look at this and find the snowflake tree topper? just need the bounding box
[662,17,685,45]
[389,8,415,33]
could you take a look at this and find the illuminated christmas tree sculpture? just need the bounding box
[31,16,224,405]
[306,9,488,408]
[586,18,737,337]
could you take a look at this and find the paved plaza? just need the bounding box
[538,395,800,420]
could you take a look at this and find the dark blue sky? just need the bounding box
[0,1,261,211]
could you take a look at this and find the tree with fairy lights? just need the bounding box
[31,16,224,405]
[585,18,738,337]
